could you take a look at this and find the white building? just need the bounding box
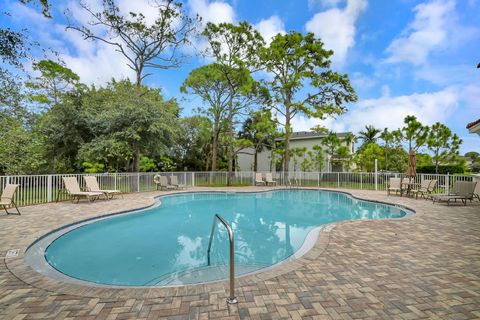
[237,131,354,172]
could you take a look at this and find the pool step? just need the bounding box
[146,263,268,286]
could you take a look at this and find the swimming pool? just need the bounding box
[34,189,409,287]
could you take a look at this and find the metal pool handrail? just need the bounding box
[207,214,237,304]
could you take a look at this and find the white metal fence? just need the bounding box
[0,171,474,207]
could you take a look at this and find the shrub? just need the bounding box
[416,165,464,174]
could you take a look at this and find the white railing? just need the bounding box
[0,171,474,207]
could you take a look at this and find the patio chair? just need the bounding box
[159,175,176,190]
[84,176,122,200]
[62,177,104,203]
[411,179,431,199]
[255,173,265,186]
[265,173,276,186]
[0,184,20,215]
[431,181,477,206]
[170,175,185,189]
[387,178,403,196]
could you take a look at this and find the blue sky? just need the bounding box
[3,0,480,153]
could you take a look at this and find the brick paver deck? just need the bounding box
[0,187,479,319]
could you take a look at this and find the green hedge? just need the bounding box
[417,165,464,174]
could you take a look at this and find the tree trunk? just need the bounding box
[211,128,219,172]
[227,99,234,186]
[133,147,140,172]
[283,104,291,177]
[254,147,258,172]
[136,68,142,87]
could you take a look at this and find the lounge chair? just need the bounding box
[411,179,431,199]
[255,173,265,186]
[431,181,477,205]
[387,178,403,196]
[170,176,185,189]
[265,173,276,186]
[84,176,122,200]
[1,184,20,215]
[159,175,176,190]
[62,177,104,203]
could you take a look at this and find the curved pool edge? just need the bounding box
[7,187,416,298]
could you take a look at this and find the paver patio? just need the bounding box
[0,187,479,319]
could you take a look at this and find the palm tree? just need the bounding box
[379,128,395,170]
[358,125,381,146]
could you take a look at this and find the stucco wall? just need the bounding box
[237,136,353,172]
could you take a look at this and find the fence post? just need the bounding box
[374,159,378,191]
[137,172,140,192]
[337,172,340,188]
[114,172,117,191]
[360,173,363,190]
[446,173,450,194]
[191,172,195,187]
[47,175,52,202]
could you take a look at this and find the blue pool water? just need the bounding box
[45,190,408,286]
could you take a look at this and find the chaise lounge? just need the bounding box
[387,177,403,196]
[62,177,104,203]
[265,173,276,186]
[255,173,265,186]
[84,176,122,200]
[0,184,20,215]
[431,181,477,205]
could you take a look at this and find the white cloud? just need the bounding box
[308,0,343,9]
[384,0,455,65]
[254,16,286,44]
[60,41,134,85]
[305,0,367,65]
[291,87,460,134]
[414,63,479,86]
[188,0,235,24]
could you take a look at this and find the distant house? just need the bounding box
[467,119,480,136]
[237,131,355,172]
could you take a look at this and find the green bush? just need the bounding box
[417,165,464,174]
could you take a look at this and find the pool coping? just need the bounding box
[5,187,418,299]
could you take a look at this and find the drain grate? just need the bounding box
[6,249,20,258]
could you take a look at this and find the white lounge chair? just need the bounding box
[0,184,20,215]
[170,176,185,189]
[84,176,122,200]
[411,179,431,199]
[432,181,477,206]
[265,173,276,186]
[62,177,104,203]
[387,178,403,196]
[255,173,265,186]
[159,175,176,190]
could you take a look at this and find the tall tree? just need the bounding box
[426,122,462,173]
[354,143,385,172]
[238,109,277,172]
[181,64,229,172]
[67,0,198,87]
[203,22,265,185]
[307,145,325,172]
[260,31,357,174]
[379,128,395,170]
[173,116,213,171]
[393,115,429,152]
[321,131,341,172]
[358,125,381,146]
[26,59,80,107]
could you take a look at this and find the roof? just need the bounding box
[467,119,480,129]
[274,131,352,141]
